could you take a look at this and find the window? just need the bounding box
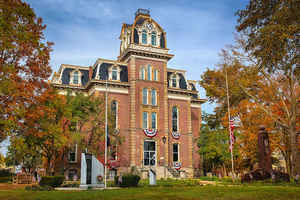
[111,101,117,128]
[171,75,177,87]
[151,112,157,129]
[154,69,158,81]
[144,141,156,166]
[142,30,147,44]
[172,106,178,132]
[147,65,152,80]
[142,88,148,104]
[173,143,179,162]
[151,31,156,46]
[112,67,118,80]
[69,144,77,163]
[151,89,157,106]
[68,169,78,181]
[143,112,148,129]
[141,68,146,80]
[73,71,79,84]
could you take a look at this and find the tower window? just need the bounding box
[142,88,148,104]
[73,71,79,84]
[143,112,148,129]
[142,30,147,44]
[171,75,177,87]
[151,89,157,106]
[151,112,157,129]
[112,67,118,80]
[151,31,156,46]
[172,106,178,132]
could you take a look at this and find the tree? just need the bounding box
[0,0,53,141]
[198,113,236,175]
[236,0,300,176]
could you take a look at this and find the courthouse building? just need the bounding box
[51,9,205,179]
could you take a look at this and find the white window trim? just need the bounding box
[140,67,146,80]
[108,65,120,81]
[70,70,82,86]
[147,65,152,81]
[143,140,157,167]
[169,73,180,88]
[154,69,158,81]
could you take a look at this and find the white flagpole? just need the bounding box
[225,64,235,181]
[104,78,108,188]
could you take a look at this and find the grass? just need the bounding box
[1,184,300,200]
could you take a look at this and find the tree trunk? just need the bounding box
[290,127,300,177]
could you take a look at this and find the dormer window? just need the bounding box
[142,30,147,44]
[108,65,120,81]
[73,71,79,84]
[112,67,118,80]
[151,31,156,46]
[70,70,81,85]
[171,75,177,87]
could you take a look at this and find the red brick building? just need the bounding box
[51,9,205,179]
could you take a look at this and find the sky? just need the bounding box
[0,0,249,155]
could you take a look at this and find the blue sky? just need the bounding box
[0,0,249,155]
[23,0,248,113]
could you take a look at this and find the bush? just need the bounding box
[119,174,140,187]
[0,169,12,177]
[39,176,64,187]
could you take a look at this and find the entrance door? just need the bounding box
[85,154,92,184]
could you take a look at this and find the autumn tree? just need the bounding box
[0,0,53,141]
[236,0,300,176]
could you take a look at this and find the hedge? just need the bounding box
[118,174,140,187]
[39,176,64,187]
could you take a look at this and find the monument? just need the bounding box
[257,126,272,173]
[80,153,104,188]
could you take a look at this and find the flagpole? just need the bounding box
[225,64,235,181]
[104,78,108,188]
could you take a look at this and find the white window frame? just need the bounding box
[108,66,120,81]
[154,69,158,81]
[147,65,152,81]
[143,140,156,166]
[70,70,82,85]
[142,29,147,44]
[140,67,146,80]
[151,31,157,46]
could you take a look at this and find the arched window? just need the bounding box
[151,112,157,129]
[153,69,158,81]
[142,30,147,44]
[147,65,152,80]
[171,75,177,88]
[111,100,117,129]
[142,88,148,104]
[73,71,79,84]
[172,106,178,132]
[112,67,118,80]
[151,89,157,106]
[141,68,145,80]
[151,31,156,46]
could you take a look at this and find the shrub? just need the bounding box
[119,174,140,187]
[39,176,64,187]
[0,169,12,177]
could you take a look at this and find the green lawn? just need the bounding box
[1,185,300,200]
